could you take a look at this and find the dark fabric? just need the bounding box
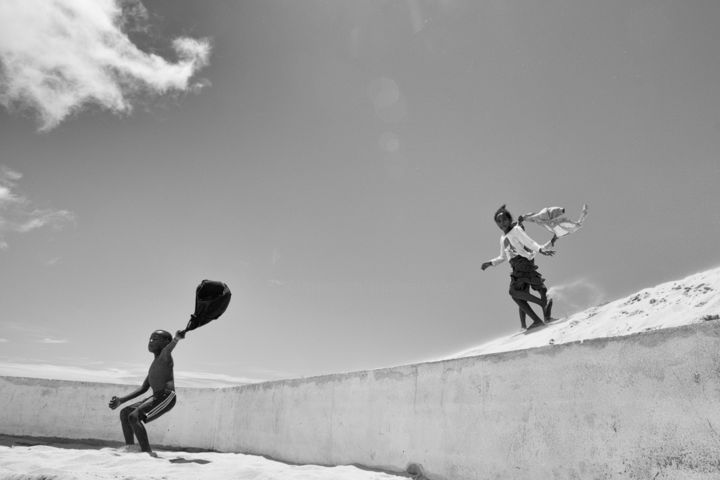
[184,280,232,332]
[508,256,546,292]
[123,390,177,424]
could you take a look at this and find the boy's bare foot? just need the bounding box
[119,445,142,453]
[526,321,545,330]
[147,451,159,458]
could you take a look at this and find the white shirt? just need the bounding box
[490,225,550,266]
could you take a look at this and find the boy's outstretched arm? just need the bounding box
[160,330,185,357]
[482,238,507,270]
[108,376,150,409]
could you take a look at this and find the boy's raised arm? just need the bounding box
[160,330,185,357]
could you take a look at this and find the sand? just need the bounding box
[447,265,720,358]
[0,436,404,480]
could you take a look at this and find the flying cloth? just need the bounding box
[519,204,588,238]
[180,280,232,335]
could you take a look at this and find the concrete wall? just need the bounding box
[2,322,720,480]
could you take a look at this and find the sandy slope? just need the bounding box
[447,266,720,359]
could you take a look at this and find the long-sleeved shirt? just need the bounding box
[489,224,551,266]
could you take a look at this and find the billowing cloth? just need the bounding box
[182,280,232,334]
[520,204,588,238]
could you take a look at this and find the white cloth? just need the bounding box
[490,225,550,266]
[521,204,588,238]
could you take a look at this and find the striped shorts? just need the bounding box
[129,390,177,423]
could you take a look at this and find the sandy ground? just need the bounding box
[0,435,405,480]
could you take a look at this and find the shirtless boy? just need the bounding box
[108,329,184,455]
[482,205,556,330]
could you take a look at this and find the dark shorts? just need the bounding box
[127,390,176,423]
[509,256,546,293]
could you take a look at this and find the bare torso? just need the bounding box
[148,352,175,393]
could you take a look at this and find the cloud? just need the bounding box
[39,338,69,344]
[0,338,8,343]
[547,278,607,316]
[0,361,257,387]
[0,0,211,131]
[0,166,75,248]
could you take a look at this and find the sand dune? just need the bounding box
[447,265,720,358]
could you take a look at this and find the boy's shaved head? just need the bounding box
[151,330,172,342]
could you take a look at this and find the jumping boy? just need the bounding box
[108,329,185,456]
[481,205,556,330]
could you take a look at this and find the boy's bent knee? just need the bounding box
[128,411,143,425]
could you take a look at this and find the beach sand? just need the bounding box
[0,435,404,480]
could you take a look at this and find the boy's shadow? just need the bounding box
[168,457,211,464]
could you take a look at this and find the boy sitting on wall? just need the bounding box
[108,329,184,456]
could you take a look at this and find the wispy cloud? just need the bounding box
[0,361,257,387]
[0,166,75,249]
[548,278,607,316]
[45,257,62,267]
[0,320,54,336]
[39,338,69,344]
[0,0,212,131]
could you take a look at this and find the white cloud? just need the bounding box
[39,338,69,344]
[0,166,75,249]
[0,361,257,387]
[0,0,211,131]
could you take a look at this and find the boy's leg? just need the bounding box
[510,287,545,307]
[532,286,553,320]
[128,408,152,452]
[544,298,554,321]
[119,402,143,445]
[509,273,544,328]
[518,306,527,329]
[536,287,547,305]
[513,298,543,327]
[130,391,177,453]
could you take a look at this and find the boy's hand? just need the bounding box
[540,249,555,256]
[175,330,186,340]
[108,396,121,410]
[481,262,493,271]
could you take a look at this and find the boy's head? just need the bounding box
[494,204,513,231]
[148,330,172,353]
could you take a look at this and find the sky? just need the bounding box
[0,0,719,387]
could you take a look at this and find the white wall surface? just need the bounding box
[2,322,720,480]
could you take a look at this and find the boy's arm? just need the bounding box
[160,330,185,357]
[482,238,506,270]
[514,226,555,255]
[109,377,150,409]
